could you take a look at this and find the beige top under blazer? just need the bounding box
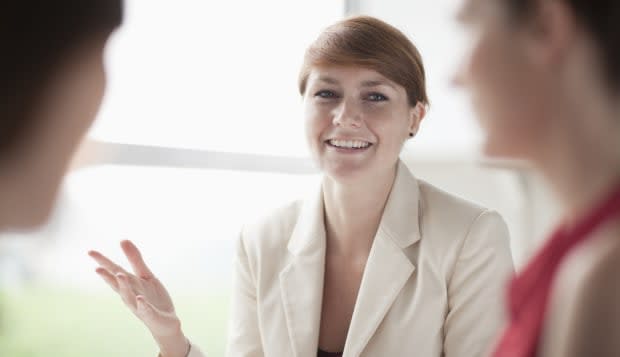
[189,161,514,357]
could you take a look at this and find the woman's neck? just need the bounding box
[322,165,397,258]
[540,91,620,225]
[545,159,620,227]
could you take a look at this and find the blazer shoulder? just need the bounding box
[417,178,493,224]
[239,199,304,254]
[415,178,510,258]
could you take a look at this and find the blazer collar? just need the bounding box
[281,160,422,357]
[343,160,422,356]
[377,160,422,249]
[287,160,421,255]
[280,183,327,357]
[286,181,326,257]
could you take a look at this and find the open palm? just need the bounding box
[89,240,182,338]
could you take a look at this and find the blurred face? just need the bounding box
[454,0,555,159]
[3,39,108,229]
[303,66,421,182]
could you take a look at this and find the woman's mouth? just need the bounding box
[325,139,373,151]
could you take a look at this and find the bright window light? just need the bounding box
[92,0,344,157]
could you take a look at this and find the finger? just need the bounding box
[116,272,138,311]
[120,240,154,279]
[88,250,129,276]
[95,267,120,292]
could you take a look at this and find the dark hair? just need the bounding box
[0,1,123,155]
[505,0,620,90]
[298,15,429,108]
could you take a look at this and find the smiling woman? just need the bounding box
[92,15,514,357]
[302,66,424,181]
[298,16,428,184]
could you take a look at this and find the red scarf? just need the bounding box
[493,183,620,357]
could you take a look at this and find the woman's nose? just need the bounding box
[332,101,362,128]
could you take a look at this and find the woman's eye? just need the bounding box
[367,93,388,102]
[314,90,337,99]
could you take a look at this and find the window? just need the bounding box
[0,2,343,356]
[93,0,344,157]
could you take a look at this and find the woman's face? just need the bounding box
[4,39,108,229]
[454,0,555,160]
[303,65,422,182]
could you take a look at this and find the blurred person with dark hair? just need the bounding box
[454,0,620,356]
[0,1,123,230]
[0,0,121,349]
[1,0,122,344]
[91,15,514,357]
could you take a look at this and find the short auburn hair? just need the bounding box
[298,15,429,108]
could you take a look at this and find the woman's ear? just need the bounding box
[522,0,577,69]
[408,102,426,137]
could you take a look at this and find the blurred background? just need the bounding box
[0,0,560,355]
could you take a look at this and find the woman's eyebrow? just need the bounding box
[316,76,339,85]
[361,79,396,90]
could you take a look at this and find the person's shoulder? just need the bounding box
[418,179,487,217]
[240,199,305,248]
[570,222,620,313]
[231,198,309,291]
[416,178,506,234]
[543,221,620,356]
[414,178,511,276]
[557,220,620,294]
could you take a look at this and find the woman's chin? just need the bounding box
[481,136,521,160]
[322,160,375,183]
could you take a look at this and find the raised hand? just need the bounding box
[89,240,190,357]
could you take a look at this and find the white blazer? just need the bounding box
[190,161,514,357]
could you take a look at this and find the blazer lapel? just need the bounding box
[343,161,422,356]
[279,185,327,357]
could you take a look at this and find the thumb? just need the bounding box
[135,296,181,336]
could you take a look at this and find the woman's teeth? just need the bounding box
[327,139,371,149]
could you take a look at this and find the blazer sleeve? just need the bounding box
[225,230,265,357]
[186,343,206,357]
[443,210,514,357]
[157,342,205,357]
